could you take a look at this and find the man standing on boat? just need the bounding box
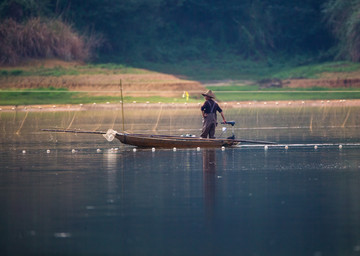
[200,90,226,138]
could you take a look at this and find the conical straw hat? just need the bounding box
[201,90,216,98]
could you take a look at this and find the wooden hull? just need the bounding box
[115,133,238,148]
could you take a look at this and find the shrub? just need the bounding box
[0,17,102,65]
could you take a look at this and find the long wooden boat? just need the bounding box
[42,129,276,148]
[115,132,238,148]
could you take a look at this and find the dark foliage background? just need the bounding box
[0,0,359,63]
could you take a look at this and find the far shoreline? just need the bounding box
[1,99,359,112]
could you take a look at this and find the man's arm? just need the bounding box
[220,112,226,123]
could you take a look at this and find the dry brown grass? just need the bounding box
[0,18,102,65]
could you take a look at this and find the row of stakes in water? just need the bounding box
[20,144,344,154]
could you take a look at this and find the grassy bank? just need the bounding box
[1,87,360,106]
[137,60,360,80]
[207,85,360,101]
[0,88,196,105]
[0,63,150,77]
[2,60,360,80]
[1,59,360,105]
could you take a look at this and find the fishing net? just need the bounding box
[103,129,117,142]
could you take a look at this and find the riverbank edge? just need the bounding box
[1,99,359,112]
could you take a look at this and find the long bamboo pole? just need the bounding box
[41,129,106,134]
[120,79,125,131]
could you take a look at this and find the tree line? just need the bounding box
[0,0,360,64]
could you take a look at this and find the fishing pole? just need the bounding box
[232,139,276,145]
[221,121,276,144]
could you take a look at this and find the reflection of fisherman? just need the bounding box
[203,149,216,223]
[200,90,226,138]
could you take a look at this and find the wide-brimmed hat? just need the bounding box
[202,90,216,98]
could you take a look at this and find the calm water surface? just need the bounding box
[1,105,360,256]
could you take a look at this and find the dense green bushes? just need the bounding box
[57,0,332,62]
[323,0,360,62]
[1,0,360,64]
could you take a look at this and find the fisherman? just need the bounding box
[200,90,226,138]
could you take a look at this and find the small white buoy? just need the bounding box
[79,104,83,106]
[314,145,318,150]
[275,102,279,105]
[264,145,268,151]
[339,145,343,149]
[196,147,201,151]
[22,150,26,154]
[71,149,76,153]
[302,101,305,104]
[237,102,240,105]
[96,149,101,153]
[46,149,51,154]
[221,146,225,151]
[52,105,56,108]
[146,101,150,104]
[152,147,156,152]
[173,147,177,152]
[285,145,289,150]
[133,148,137,152]
[93,102,96,105]
[54,232,72,238]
